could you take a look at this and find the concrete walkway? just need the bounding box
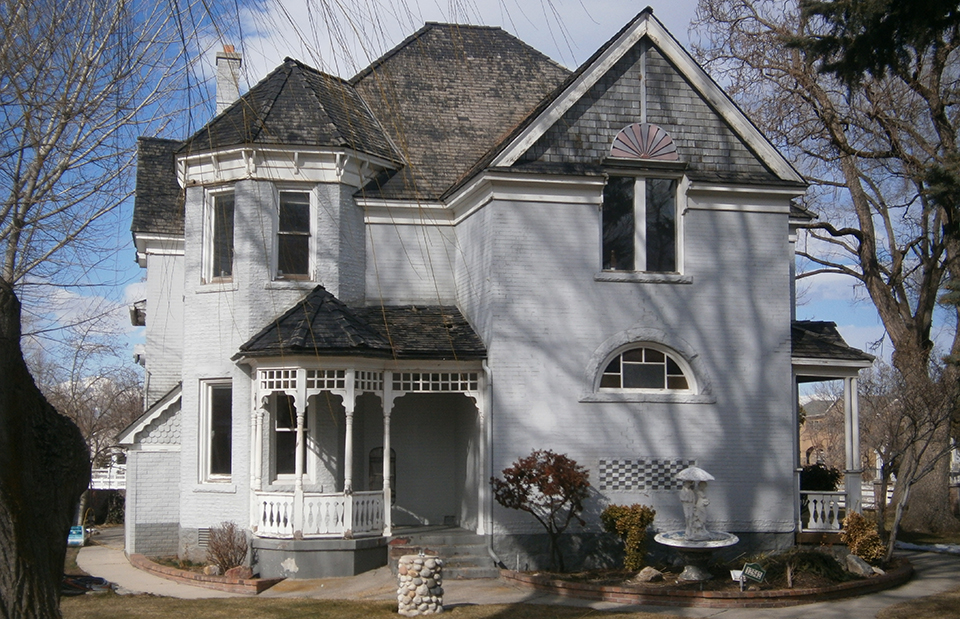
[77,531,960,617]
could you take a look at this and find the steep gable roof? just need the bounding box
[132,137,184,236]
[180,59,399,163]
[351,22,571,200]
[480,9,804,190]
[236,286,486,360]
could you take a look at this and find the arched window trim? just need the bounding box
[596,343,697,393]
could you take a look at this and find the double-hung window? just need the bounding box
[202,381,232,481]
[206,192,235,282]
[277,191,311,279]
[602,176,678,272]
[274,394,306,477]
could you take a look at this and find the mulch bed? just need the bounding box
[130,554,283,594]
[502,559,914,609]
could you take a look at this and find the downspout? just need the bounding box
[482,360,506,569]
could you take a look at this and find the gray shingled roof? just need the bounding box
[132,137,184,236]
[180,59,399,162]
[236,286,486,360]
[792,321,874,363]
[351,22,571,200]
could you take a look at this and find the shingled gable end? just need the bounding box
[123,10,871,579]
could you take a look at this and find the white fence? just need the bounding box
[90,466,126,490]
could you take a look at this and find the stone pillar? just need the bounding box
[397,554,444,616]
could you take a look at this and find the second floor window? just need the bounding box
[211,193,235,280]
[277,191,310,278]
[602,176,678,272]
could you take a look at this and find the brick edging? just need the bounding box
[500,560,914,609]
[128,554,284,594]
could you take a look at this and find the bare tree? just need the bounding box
[0,0,194,615]
[856,361,959,560]
[693,0,960,535]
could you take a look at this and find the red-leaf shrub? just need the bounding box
[490,449,590,572]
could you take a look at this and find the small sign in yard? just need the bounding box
[742,562,766,583]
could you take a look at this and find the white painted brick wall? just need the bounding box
[144,252,184,404]
[445,194,795,536]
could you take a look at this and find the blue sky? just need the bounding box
[58,0,952,370]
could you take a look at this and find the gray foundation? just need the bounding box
[253,536,388,578]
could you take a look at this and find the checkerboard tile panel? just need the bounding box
[599,458,696,491]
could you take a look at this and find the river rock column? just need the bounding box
[397,554,444,616]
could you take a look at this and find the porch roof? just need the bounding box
[235,285,486,361]
[792,320,874,380]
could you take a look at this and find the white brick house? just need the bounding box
[119,10,871,578]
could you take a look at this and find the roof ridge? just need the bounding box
[350,22,435,85]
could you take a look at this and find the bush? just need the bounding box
[206,521,248,574]
[600,504,656,571]
[800,463,842,491]
[841,512,885,564]
[490,449,590,572]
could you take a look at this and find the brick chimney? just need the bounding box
[215,45,242,115]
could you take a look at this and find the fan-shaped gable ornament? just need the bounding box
[610,123,679,161]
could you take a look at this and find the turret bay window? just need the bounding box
[600,346,690,391]
[202,381,232,481]
[277,190,311,279]
[602,176,678,272]
[205,192,235,282]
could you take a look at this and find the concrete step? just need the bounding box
[389,527,498,579]
[444,565,501,580]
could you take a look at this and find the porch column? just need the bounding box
[343,369,356,494]
[252,405,265,491]
[293,397,306,535]
[383,371,393,537]
[843,376,863,515]
[250,403,265,532]
[478,362,492,536]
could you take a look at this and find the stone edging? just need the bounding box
[128,554,284,594]
[500,560,914,609]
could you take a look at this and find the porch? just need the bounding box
[245,366,489,544]
[791,321,875,540]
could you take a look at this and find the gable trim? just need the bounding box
[117,384,181,447]
[490,12,804,185]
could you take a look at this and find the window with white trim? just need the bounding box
[599,346,691,391]
[204,191,235,282]
[602,176,678,272]
[274,394,300,476]
[276,190,311,279]
[201,381,232,481]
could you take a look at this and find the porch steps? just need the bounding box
[389,527,500,579]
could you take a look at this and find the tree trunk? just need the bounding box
[0,281,90,619]
[890,357,960,535]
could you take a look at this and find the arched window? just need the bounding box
[599,346,691,391]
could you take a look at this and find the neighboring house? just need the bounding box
[119,10,873,577]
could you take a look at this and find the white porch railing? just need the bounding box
[800,491,845,532]
[254,491,384,538]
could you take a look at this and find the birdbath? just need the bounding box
[654,467,738,582]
